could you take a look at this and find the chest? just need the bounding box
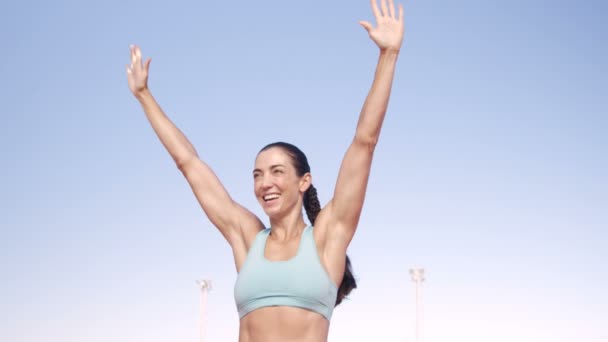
[263,237,303,261]
[234,231,338,318]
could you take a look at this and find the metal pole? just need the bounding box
[196,279,212,342]
[409,268,425,342]
[415,279,420,342]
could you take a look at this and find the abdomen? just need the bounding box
[238,306,329,342]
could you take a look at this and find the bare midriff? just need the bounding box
[238,306,330,342]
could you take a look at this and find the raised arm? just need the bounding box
[324,0,404,243]
[126,45,263,245]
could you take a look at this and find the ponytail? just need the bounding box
[304,184,357,306]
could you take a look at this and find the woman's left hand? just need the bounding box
[359,0,405,52]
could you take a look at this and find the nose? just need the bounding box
[261,173,273,189]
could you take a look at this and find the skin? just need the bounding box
[126,0,405,341]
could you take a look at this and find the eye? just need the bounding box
[273,169,283,174]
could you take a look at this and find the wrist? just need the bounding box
[134,87,152,101]
[378,48,400,64]
[379,48,400,57]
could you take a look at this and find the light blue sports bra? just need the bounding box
[234,226,339,320]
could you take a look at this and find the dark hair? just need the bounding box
[259,142,357,306]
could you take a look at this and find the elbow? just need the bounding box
[176,156,197,174]
[353,132,379,152]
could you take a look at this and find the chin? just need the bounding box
[258,201,276,216]
[263,208,280,219]
[262,205,284,221]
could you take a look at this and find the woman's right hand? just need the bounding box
[126,45,151,97]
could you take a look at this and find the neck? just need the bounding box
[269,214,307,241]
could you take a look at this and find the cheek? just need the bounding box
[253,179,261,194]
[276,175,290,189]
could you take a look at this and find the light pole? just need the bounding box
[409,268,425,342]
[196,279,212,342]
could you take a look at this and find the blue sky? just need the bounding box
[1,0,606,341]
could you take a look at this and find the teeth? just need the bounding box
[264,194,280,201]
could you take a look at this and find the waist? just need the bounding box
[239,306,329,342]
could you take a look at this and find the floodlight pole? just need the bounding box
[409,268,425,342]
[196,279,212,342]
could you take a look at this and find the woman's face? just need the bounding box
[253,147,308,219]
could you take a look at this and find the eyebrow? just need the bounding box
[252,164,286,173]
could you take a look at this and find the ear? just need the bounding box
[299,173,312,193]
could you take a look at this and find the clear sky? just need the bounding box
[1,0,606,341]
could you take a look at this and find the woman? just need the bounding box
[126,0,404,340]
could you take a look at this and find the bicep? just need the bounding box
[326,139,375,240]
[180,158,264,244]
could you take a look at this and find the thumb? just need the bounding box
[144,58,152,73]
[359,21,373,33]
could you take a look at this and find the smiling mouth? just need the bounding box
[263,194,280,202]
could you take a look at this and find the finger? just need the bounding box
[370,0,381,20]
[135,46,142,65]
[359,20,373,33]
[380,0,389,18]
[398,3,404,23]
[389,0,396,19]
[130,45,137,65]
[132,46,142,68]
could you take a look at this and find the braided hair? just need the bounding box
[259,142,357,306]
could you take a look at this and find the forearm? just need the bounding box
[135,89,198,166]
[355,49,399,145]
